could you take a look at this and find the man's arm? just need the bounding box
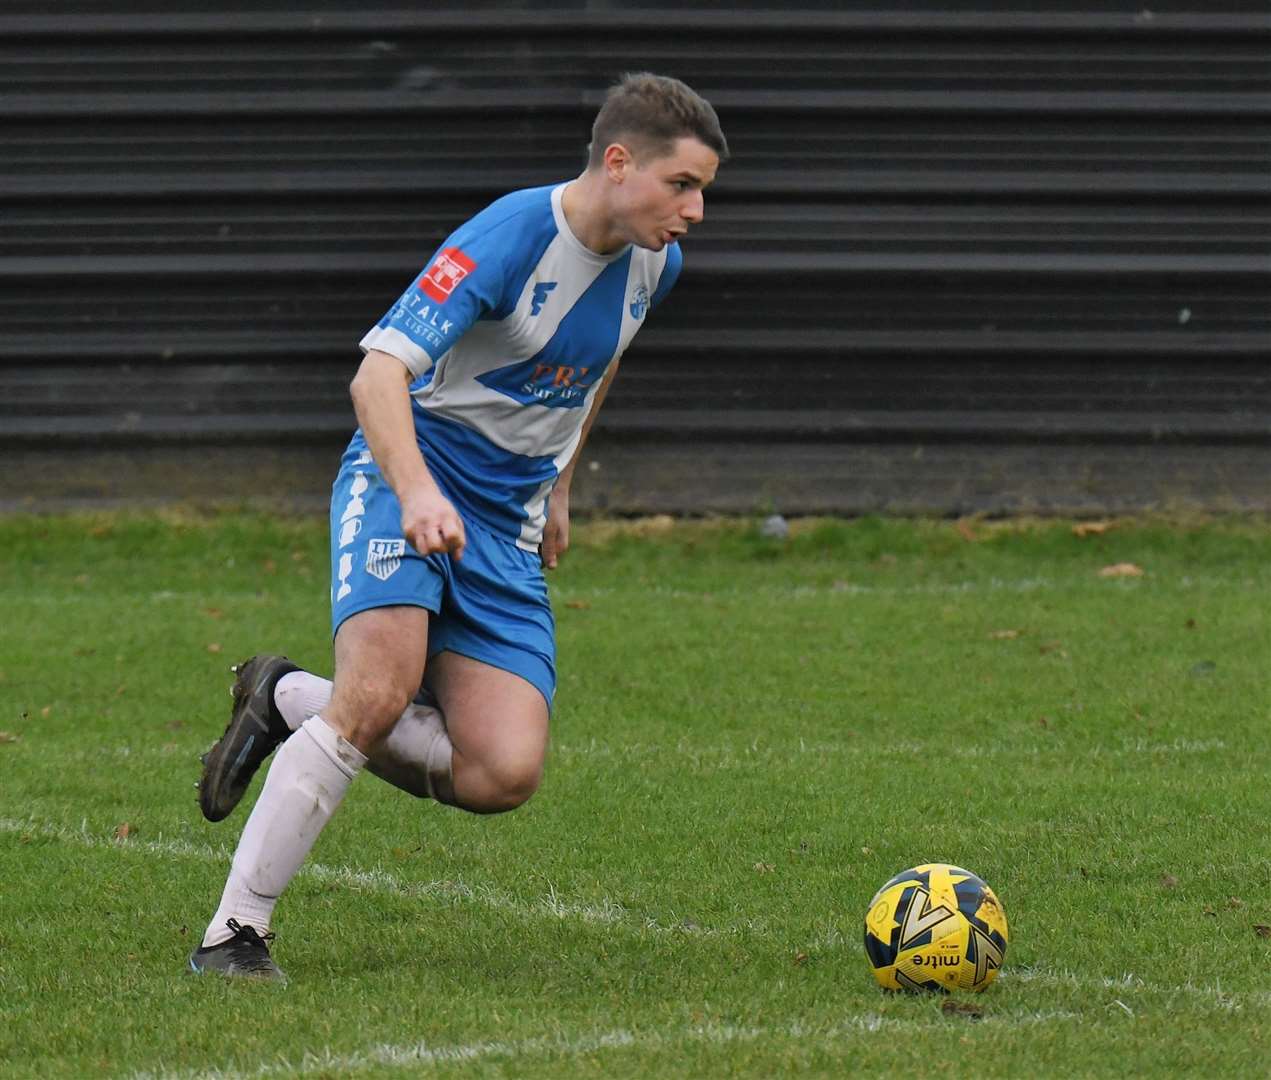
[541,359,620,569]
[349,349,465,559]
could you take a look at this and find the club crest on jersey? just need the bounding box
[365,538,406,581]
[629,284,649,320]
[419,247,476,304]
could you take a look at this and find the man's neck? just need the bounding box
[561,174,624,256]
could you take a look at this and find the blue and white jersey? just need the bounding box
[358,182,681,552]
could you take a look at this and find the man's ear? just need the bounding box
[602,142,632,183]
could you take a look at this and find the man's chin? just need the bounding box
[638,233,675,253]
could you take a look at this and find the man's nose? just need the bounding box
[681,190,704,224]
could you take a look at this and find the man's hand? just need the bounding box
[400,485,466,560]
[541,487,570,570]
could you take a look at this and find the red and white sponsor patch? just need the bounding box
[418,247,476,303]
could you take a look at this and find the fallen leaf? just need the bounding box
[205,607,224,620]
[262,559,277,574]
[754,862,776,874]
[1255,925,1271,938]
[0,732,19,744]
[115,823,131,840]
[565,600,591,610]
[1184,618,1197,630]
[1228,897,1245,909]
[941,999,983,1020]
[1073,521,1114,538]
[1099,563,1144,578]
[40,706,52,718]
[206,643,223,654]
[793,951,809,966]
[1038,640,1066,656]
[1038,716,1051,728]
[1203,905,1217,917]
[988,629,1023,640]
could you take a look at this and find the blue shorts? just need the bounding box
[329,445,556,709]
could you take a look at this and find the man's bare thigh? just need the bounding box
[425,650,549,770]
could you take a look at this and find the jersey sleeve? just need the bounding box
[650,241,683,310]
[359,225,510,378]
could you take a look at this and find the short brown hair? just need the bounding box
[587,72,729,169]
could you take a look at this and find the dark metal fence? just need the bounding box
[3,2,1269,512]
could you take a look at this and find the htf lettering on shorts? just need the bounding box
[366,539,406,582]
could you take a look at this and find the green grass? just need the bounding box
[3,509,1271,1078]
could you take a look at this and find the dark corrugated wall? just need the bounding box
[3,2,1269,513]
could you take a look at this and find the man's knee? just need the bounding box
[464,755,542,814]
[328,674,412,750]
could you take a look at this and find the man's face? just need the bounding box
[612,136,720,251]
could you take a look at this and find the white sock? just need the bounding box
[275,670,333,732]
[369,701,456,804]
[201,715,366,948]
[274,670,454,803]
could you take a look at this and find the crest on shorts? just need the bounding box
[365,538,406,581]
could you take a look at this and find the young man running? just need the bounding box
[189,73,727,980]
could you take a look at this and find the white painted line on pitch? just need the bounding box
[128,1012,1094,1080]
[0,816,745,939]
[0,815,232,863]
[1003,966,1271,1007]
[130,1029,648,1080]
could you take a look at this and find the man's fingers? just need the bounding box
[406,517,464,559]
[445,519,466,560]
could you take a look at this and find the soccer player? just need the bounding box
[189,73,727,980]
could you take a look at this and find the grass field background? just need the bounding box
[2,509,1270,1077]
